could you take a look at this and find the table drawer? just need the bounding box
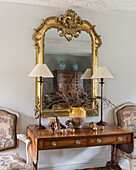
[89,134,131,146]
[44,138,87,149]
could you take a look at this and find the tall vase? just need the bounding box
[59,60,66,70]
[69,107,86,128]
[72,61,78,71]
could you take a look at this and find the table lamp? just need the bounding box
[29,64,54,130]
[80,68,91,79]
[91,67,114,126]
[80,68,91,93]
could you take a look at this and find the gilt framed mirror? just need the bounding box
[32,9,102,118]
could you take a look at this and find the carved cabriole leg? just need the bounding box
[27,129,38,170]
[106,144,122,170]
[119,150,135,170]
[129,160,135,170]
[34,163,38,170]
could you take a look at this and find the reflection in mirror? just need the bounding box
[43,29,92,110]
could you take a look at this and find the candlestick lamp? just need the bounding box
[29,64,54,129]
[91,67,114,126]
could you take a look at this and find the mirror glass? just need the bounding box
[43,28,92,110]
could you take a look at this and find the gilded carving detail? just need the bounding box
[57,9,82,41]
[32,19,45,53]
[58,9,82,29]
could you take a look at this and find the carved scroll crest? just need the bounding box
[57,9,83,41]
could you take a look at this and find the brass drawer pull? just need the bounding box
[52,141,57,146]
[118,137,123,141]
[76,140,81,145]
[97,138,102,143]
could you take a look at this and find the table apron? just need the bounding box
[38,134,132,150]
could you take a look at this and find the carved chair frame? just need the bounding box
[114,102,136,170]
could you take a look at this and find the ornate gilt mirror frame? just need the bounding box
[32,9,102,118]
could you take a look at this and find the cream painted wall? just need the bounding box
[0,2,136,169]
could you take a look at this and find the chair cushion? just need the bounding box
[116,105,136,133]
[0,155,33,170]
[0,110,17,151]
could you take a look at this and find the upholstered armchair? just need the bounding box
[114,102,136,170]
[0,107,33,169]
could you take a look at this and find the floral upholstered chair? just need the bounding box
[114,102,136,170]
[0,107,33,170]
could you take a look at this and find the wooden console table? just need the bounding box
[27,124,134,170]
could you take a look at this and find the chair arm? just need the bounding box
[17,134,32,164]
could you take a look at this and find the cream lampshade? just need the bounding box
[28,64,54,78]
[91,67,114,126]
[29,64,54,130]
[80,69,91,79]
[91,67,114,79]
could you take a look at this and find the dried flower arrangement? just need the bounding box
[44,88,92,109]
[43,76,114,110]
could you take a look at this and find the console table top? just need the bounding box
[27,124,133,139]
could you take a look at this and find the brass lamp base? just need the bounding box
[35,125,46,130]
[96,121,107,126]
